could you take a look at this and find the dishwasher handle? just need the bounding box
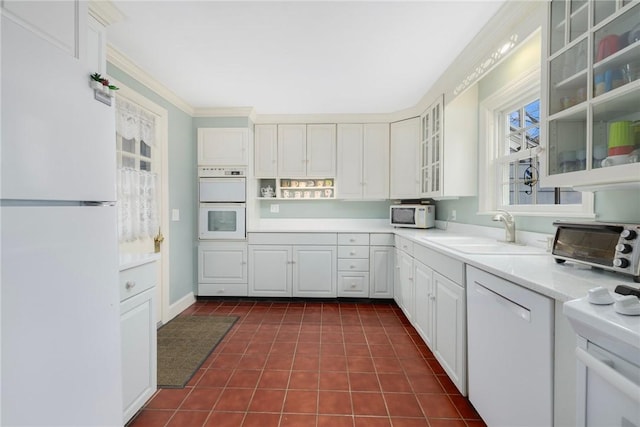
[473,281,531,322]
[576,347,640,404]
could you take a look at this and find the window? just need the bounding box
[478,69,594,217]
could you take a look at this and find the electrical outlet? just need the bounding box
[451,209,457,221]
[270,204,279,213]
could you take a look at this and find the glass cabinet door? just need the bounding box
[546,0,640,181]
[593,3,640,98]
[420,112,430,194]
[549,38,589,115]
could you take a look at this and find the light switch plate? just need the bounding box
[171,209,180,221]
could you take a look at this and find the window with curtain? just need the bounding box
[115,97,158,243]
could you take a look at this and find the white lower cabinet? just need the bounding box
[338,233,370,297]
[119,260,157,424]
[249,245,292,297]
[198,242,248,296]
[395,237,467,395]
[432,271,466,393]
[413,260,434,349]
[293,245,337,297]
[369,245,394,298]
[248,233,337,297]
[395,241,415,322]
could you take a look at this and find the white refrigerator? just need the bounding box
[1,10,123,426]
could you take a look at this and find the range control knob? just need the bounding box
[621,229,638,241]
[615,243,633,254]
[613,258,630,269]
[614,295,640,316]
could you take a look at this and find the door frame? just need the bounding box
[110,77,171,326]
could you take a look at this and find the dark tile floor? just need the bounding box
[128,300,485,427]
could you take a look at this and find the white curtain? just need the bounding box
[116,97,158,243]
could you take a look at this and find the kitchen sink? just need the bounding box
[445,242,547,255]
[418,235,547,255]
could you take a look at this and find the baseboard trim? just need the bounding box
[166,292,197,323]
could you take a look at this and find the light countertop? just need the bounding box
[247,219,633,302]
[119,252,161,271]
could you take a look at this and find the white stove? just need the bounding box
[563,288,640,427]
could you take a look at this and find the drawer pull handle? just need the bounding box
[125,281,136,290]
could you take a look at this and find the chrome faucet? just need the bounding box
[492,210,516,243]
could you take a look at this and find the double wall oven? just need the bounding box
[198,167,246,240]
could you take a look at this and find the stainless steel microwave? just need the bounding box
[552,221,640,282]
[390,204,435,229]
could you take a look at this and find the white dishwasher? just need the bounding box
[466,265,553,427]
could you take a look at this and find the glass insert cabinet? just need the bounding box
[543,0,640,189]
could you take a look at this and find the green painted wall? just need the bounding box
[259,200,392,219]
[108,63,196,305]
[435,32,640,234]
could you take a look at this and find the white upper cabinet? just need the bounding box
[278,124,336,177]
[197,128,249,166]
[542,1,640,190]
[337,123,389,199]
[278,124,307,176]
[390,117,421,199]
[307,124,337,177]
[254,124,278,177]
[423,88,478,199]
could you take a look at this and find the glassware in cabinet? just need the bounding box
[549,39,589,115]
[592,90,640,169]
[593,4,640,98]
[548,108,588,175]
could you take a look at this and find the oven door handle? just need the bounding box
[575,347,640,404]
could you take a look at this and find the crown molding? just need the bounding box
[107,45,195,116]
[88,0,124,27]
[194,107,257,121]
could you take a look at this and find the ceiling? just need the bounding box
[107,1,505,115]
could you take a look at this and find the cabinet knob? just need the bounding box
[350,238,356,242]
[350,251,356,256]
[350,265,355,269]
[125,281,136,290]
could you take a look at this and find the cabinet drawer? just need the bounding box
[119,261,156,301]
[337,245,369,259]
[338,233,370,245]
[338,272,369,297]
[338,258,369,272]
[395,236,414,255]
[198,283,248,297]
[370,233,394,246]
